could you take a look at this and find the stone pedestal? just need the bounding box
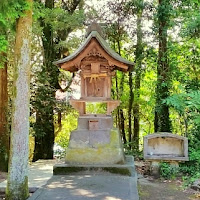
[65,115,125,165]
[54,155,135,177]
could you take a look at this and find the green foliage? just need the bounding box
[124,141,143,159]
[160,162,179,180]
[55,111,78,149]
[0,36,8,53]
[180,147,200,186]
[86,103,107,114]
[1,0,199,186]
[165,90,200,133]
[0,0,30,68]
[179,0,200,38]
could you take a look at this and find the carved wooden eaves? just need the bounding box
[60,38,128,72]
[53,31,134,73]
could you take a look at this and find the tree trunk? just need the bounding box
[117,38,127,145]
[128,71,133,148]
[33,0,56,161]
[115,72,120,127]
[33,0,82,161]
[154,0,171,132]
[33,109,55,161]
[120,108,127,144]
[133,6,143,151]
[0,55,9,172]
[6,1,32,199]
[119,72,126,145]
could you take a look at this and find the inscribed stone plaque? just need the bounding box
[89,120,99,130]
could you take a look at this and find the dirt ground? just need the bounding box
[138,176,200,200]
[135,161,200,200]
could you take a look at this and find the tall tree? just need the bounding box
[33,0,57,161]
[133,0,144,151]
[0,0,26,172]
[0,54,9,172]
[154,0,172,132]
[0,1,10,173]
[125,0,145,150]
[33,0,83,161]
[6,0,32,199]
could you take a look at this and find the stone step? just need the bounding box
[53,156,136,177]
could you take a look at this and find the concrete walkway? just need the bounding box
[28,173,138,200]
[0,160,139,200]
[0,160,57,189]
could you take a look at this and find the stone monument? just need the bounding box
[143,132,188,177]
[53,23,135,175]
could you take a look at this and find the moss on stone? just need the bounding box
[65,128,125,165]
[103,167,132,176]
[53,166,134,176]
[6,176,29,200]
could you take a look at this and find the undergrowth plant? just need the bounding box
[159,162,179,179]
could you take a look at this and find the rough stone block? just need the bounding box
[68,130,89,148]
[78,115,113,130]
[54,156,135,177]
[65,128,125,165]
[143,132,188,161]
[89,120,99,130]
[89,130,110,147]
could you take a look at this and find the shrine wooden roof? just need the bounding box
[53,30,134,72]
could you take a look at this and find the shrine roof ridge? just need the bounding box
[53,30,134,69]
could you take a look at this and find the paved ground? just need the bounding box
[0,160,139,200]
[2,160,199,200]
[28,174,138,200]
[0,160,57,189]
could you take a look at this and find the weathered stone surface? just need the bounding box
[69,130,110,148]
[88,120,99,130]
[143,132,188,161]
[191,179,200,191]
[89,130,110,146]
[78,115,113,130]
[68,131,90,148]
[65,147,124,165]
[28,173,139,200]
[66,128,125,165]
[54,156,135,176]
[150,161,160,178]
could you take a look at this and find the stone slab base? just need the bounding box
[65,147,124,165]
[66,128,125,165]
[53,156,135,177]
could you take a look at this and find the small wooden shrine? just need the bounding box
[54,23,134,165]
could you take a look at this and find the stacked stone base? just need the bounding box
[66,128,125,165]
[65,116,125,165]
[54,116,136,176]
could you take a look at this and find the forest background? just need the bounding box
[0,0,200,188]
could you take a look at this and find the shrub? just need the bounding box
[160,162,179,179]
